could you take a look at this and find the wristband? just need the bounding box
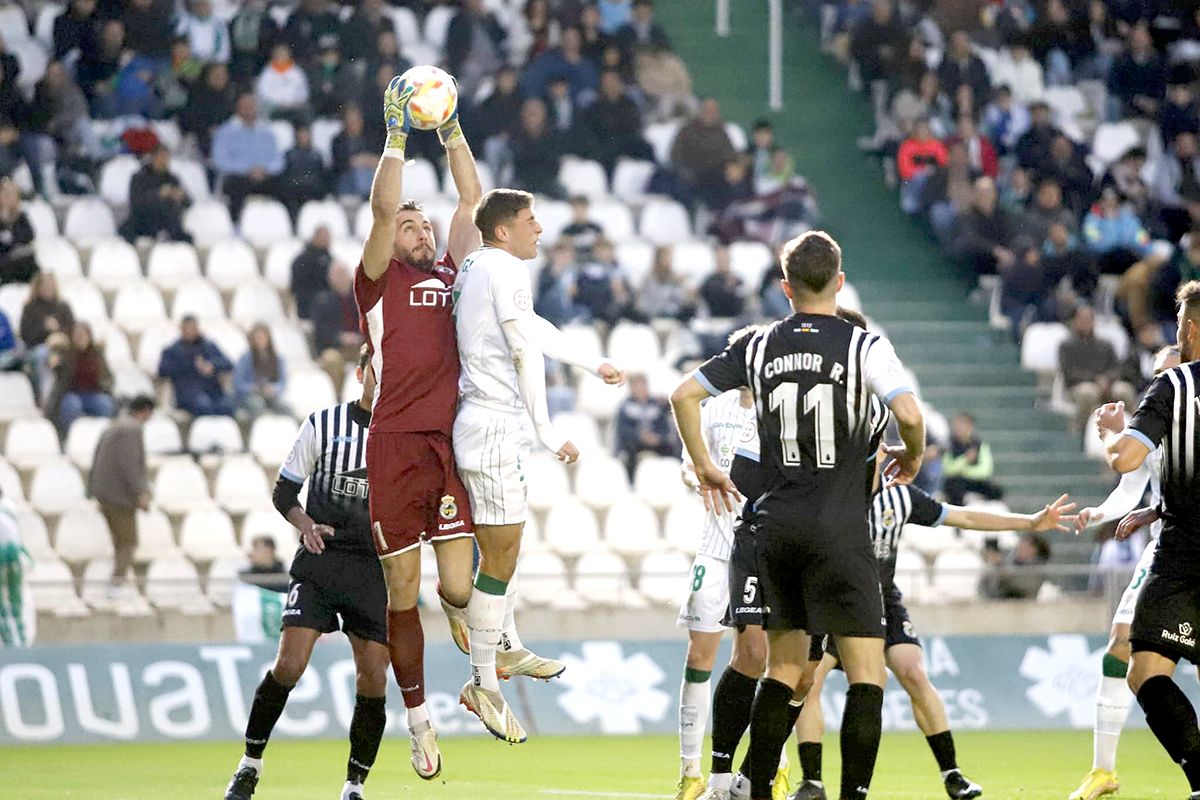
[437,118,466,149]
[383,130,407,159]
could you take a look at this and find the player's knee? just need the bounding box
[271,655,307,687]
[794,671,815,700]
[356,663,389,697]
[892,660,928,692]
[731,642,767,677]
[1107,635,1131,663]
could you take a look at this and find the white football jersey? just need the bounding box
[691,390,757,560]
[453,246,533,412]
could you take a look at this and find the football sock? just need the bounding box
[340,781,363,800]
[787,699,805,732]
[387,607,426,709]
[1137,675,1200,790]
[738,694,803,779]
[840,683,884,800]
[468,572,508,693]
[499,571,523,654]
[926,730,958,773]
[711,666,759,775]
[237,755,263,776]
[798,741,823,782]
[1094,654,1131,771]
[748,678,793,800]
[680,667,712,778]
[347,694,386,784]
[244,670,292,759]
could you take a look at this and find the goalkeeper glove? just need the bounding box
[437,76,466,150]
[383,75,414,157]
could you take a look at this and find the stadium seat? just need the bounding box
[638,199,692,246]
[442,160,495,198]
[133,508,177,563]
[296,199,351,240]
[1091,122,1140,172]
[663,494,705,552]
[249,414,298,467]
[543,497,601,556]
[639,549,690,605]
[646,361,684,399]
[395,158,441,203]
[263,239,304,290]
[1019,322,1070,374]
[35,4,62,49]
[0,6,30,43]
[838,280,863,313]
[239,199,294,248]
[725,122,748,151]
[551,411,602,452]
[213,455,271,514]
[187,415,244,454]
[670,241,717,286]
[604,496,661,557]
[13,506,52,561]
[240,506,298,555]
[5,417,62,470]
[170,158,211,201]
[150,120,182,153]
[644,120,680,164]
[1095,316,1130,360]
[592,200,636,241]
[634,456,687,511]
[525,453,571,513]
[207,555,246,607]
[229,281,285,329]
[0,372,38,420]
[26,557,89,617]
[133,321,177,374]
[574,455,631,509]
[611,158,655,203]
[183,200,235,246]
[518,552,570,606]
[34,237,82,278]
[893,549,929,602]
[729,240,773,289]
[179,507,243,562]
[63,197,117,243]
[54,504,114,565]
[170,278,225,322]
[98,154,141,208]
[608,322,662,374]
[145,555,212,612]
[534,199,571,243]
[11,39,47,97]
[0,457,22,502]
[423,4,455,51]
[906,523,963,560]
[30,459,86,515]
[199,320,250,366]
[559,324,605,368]
[283,368,337,417]
[152,457,212,514]
[87,237,142,291]
[929,549,985,601]
[0,282,26,330]
[1043,86,1087,125]
[577,373,624,422]
[574,550,638,607]
[142,415,184,459]
[147,241,202,291]
[269,320,311,367]
[25,197,57,238]
[59,277,107,324]
[110,362,153,400]
[270,120,295,154]
[559,158,609,200]
[80,558,155,615]
[310,118,342,165]
[205,239,260,291]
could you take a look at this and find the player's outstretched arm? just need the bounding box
[671,376,738,513]
[882,392,925,487]
[500,318,575,462]
[439,99,483,266]
[944,493,1077,534]
[362,76,413,280]
[1095,400,1152,474]
[1073,464,1151,533]
[526,315,624,384]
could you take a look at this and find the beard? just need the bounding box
[399,244,436,271]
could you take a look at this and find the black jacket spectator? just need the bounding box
[53,0,98,60]
[613,373,679,480]
[614,0,671,54]
[1107,24,1166,119]
[77,19,125,105]
[446,1,507,89]
[122,0,176,59]
[21,275,75,348]
[283,0,340,64]
[0,54,23,128]
[340,0,391,67]
[181,64,236,155]
[470,67,523,144]
[1039,135,1095,213]
[699,250,744,318]
[291,228,333,321]
[578,70,654,174]
[157,316,234,417]
[953,177,1020,276]
[279,128,330,216]
[1014,104,1061,172]
[310,278,359,355]
[307,47,360,119]
[229,3,280,81]
[120,147,191,243]
[849,0,906,83]
[937,31,991,109]
[0,187,36,285]
[511,98,566,198]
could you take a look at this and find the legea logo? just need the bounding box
[1019,635,1106,727]
[554,641,670,734]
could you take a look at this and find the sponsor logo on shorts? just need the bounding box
[282,608,301,617]
[438,519,466,532]
[733,606,762,615]
[439,494,458,520]
[1162,622,1197,649]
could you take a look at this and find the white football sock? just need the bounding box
[1094,676,1132,771]
[238,755,263,775]
[499,571,523,654]
[679,675,711,769]
[708,772,733,791]
[406,702,430,733]
[467,586,506,692]
[341,780,363,800]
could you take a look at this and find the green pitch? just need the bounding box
[0,730,1183,799]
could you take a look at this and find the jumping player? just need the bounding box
[452,188,624,743]
[224,347,388,800]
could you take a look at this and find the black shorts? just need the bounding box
[815,584,919,665]
[755,518,885,637]
[282,552,388,645]
[1130,571,1200,664]
[723,519,764,629]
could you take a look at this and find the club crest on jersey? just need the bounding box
[410,277,452,307]
[439,494,458,520]
[513,289,532,311]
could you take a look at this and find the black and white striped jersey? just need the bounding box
[869,484,947,588]
[1127,362,1200,576]
[279,402,373,557]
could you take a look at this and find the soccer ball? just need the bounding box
[399,65,458,130]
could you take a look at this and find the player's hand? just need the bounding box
[1116,506,1158,541]
[383,75,415,142]
[881,444,922,488]
[556,441,579,464]
[695,461,740,514]
[598,362,625,386]
[436,74,466,148]
[1073,507,1099,534]
[681,461,700,492]
[1094,401,1126,436]
[301,522,335,554]
[1030,493,1077,533]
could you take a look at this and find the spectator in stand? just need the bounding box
[120,145,191,244]
[340,0,392,70]
[850,0,905,87]
[897,118,948,214]
[522,25,598,103]
[1040,134,1094,213]
[510,0,558,66]
[705,156,754,213]
[575,238,635,325]
[20,274,72,353]
[952,176,1020,275]
[1043,220,1098,304]
[598,0,633,34]
[228,0,279,83]
[28,61,95,165]
[1021,178,1076,241]
[939,30,991,107]
[981,84,1030,157]
[121,0,176,59]
[563,196,604,261]
[279,125,329,217]
[88,394,154,593]
[1107,22,1166,121]
[1028,0,1085,86]
[923,140,980,239]
[535,241,578,328]
[699,245,744,320]
[158,315,234,417]
[0,179,36,285]
[239,534,288,593]
[181,63,236,155]
[578,68,654,176]
[991,38,1044,106]
[365,30,409,86]
[446,0,507,97]
[310,262,361,392]
[544,76,579,135]
[747,119,775,184]
[44,321,115,435]
[212,93,283,219]
[615,0,670,54]
[671,97,734,201]
[282,0,339,64]
[290,225,332,321]
[233,323,290,421]
[1151,131,1200,243]
[156,38,203,121]
[979,533,1050,600]
[1058,304,1137,432]
[997,235,1063,340]
[943,411,1004,505]
[614,371,678,480]
[578,3,610,64]
[77,19,125,114]
[759,266,791,319]
[948,114,998,178]
[1082,187,1152,276]
[177,0,231,64]
[1141,232,1200,334]
[1014,101,1059,173]
[307,43,358,120]
[638,245,695,322]
[54,0,98,62]
[469,65,522,148]
[1159,74,1200,147]
[510,98,566,198]
[256,43,309,121]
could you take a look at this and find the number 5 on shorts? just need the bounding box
[743,576,757,604]
[691,564,706,591]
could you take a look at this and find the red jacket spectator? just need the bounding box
[948,116,999,178]
[898,127,948,181]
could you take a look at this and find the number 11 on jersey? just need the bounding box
[768,382,836,468]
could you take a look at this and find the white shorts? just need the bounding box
[677,554,730,633]
[453,402,531,526]
[1113,538,1158,626]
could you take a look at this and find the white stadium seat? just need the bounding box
[0,458,22,502]
[638,199,692,246]
[269,321,311,367]
[612,158,655,202]
[270,120,295,154]
[170,278,225,322]
[5,418,62,470]
[30,459,86,515]
[25,197,58,238]
[35,5,62,50]
[558,158,608,200]
[153,457,212,514]
[423,4,455,50]
[0,283,26,330]
[550,411,601,452]
[60,277,107,324]
[0,6,30,42]
[87,238,142,291]
[12,39,48,97]
[893,549,929,602]
[80,559,154,615]
[607,322,661,374]
[906,523,963,559]
[930,549,985,601]
[573,455,631,510]
[13,506,52,561]
[27,558,88,617]
[184,200,235,246]
[543,497,601,556]
[54,504,114,565]
[296,199,351,240]
[98,154,141,208]
[239,199,294,248]
[240,506,298,555]
[111,362,154,399]
[1091,122,1140,171]
[179,508,243,562]
[207,555,246,607]
[133,508,178,563]
[134,321,177,374]
[1020,322,1070,374]
[577,373,624,422]
[249,414,298,467]
[145,555,212,612]
[143,415,184,458]
[393,158,440,202]
[725,121,748,151]
[670,241,717,286]
[34,237,82,277]
[593,200,636,241]
[524,453,570,513]
[729,240,774,289]
[203,319,250,364]
[188,415,244,454]
[644,120,680,164]
[534,199,571,243]
[213,454,271,513]
[634,456,688,511]
[663,494,705,552]
[229,281,284,329]
[263,239,304,290]
[614,239,655,288]
[63,197,117,243]
[0,373,38,420]
[112,281,169,336]
[283,368,337,417]
[603,496,661,557]
[170,158,211,201]
[639,549,690,605]
[442,160,495,198]
[574,550,639,607]
[310,118,342,165]
[147,241,202,291]
[518,552,570,606]
[205,239,261,290]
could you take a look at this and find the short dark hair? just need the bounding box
[129,394,156,414]
[358,343,371,372]
[752,118,772,131]
[250,534,276,552]
[780,231,842,295]
[397,199,424,214]
[835,306,868,329]
[474,188,534,242]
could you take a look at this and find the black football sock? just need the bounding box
[244,670,293,759]
[711,666,759,775]
[926,730,958,774]
[347,694,387,784]
[798,741,823,782]
[748,678,793,800]
[1138,675,1200,790]
[840,683,884,800]
[737,694,803,778]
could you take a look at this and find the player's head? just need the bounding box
[355,343,376,404]
[474,188,541,260]
[393,199,436,271]
[835,305,868,329]
[779,230,844,307]
[1154,344,1181,375]
[1176,280,1200,362]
